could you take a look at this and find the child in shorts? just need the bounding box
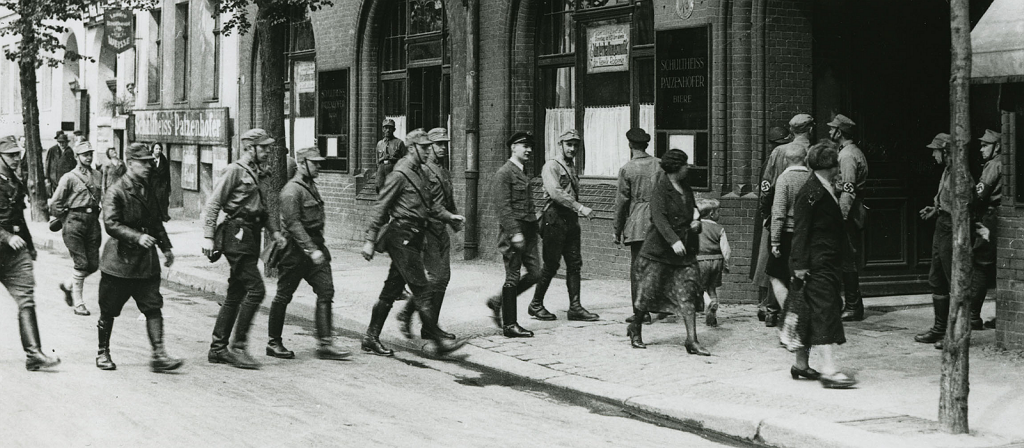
[696,199,730,327]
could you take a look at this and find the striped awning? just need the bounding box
[972,0,1024,84]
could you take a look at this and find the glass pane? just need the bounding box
[409,0,444,35]
[542,66,576,162]
[381,1,406,71]
[408,39,442,61]
[544,66,575,108]
[382,79,406,117]
[635,0,653,45]
[540,0,575,55]
[294,60,316,118]
[636,57,654,104]
[291,18,315,52]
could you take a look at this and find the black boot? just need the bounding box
[315,302,352,360]
[500,285,532,337]
[486,291,505,330]
[412,292,466,356]
[756,287,769,321]
[969,270,987,331]
[396,300,415,339]
[147,317,183,372]
[96,317,116,370]
[915,295,949,344]
[841,272,865,321]
[431,289,454,339]
[208,302,239,363]
[627,320,646,349]
[566,273,599,321]
[19,308,60,371]
[528,277,557,320]
[228,303,261,369]
[361,300,394,356]
[266,301,295,359]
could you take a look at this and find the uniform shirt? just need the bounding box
[202,160,278,239]
[493,159,537,238]
[837,141,868,218]
[376,137,406,164]
[280,175,326,254]
[541,157,584,213]
[614,151,660,244]
[934,166,954,213]
[771,165,810,245]
[976,157,1002,206]
[422,160,459,233]
[365,157,454,243]
[51,165,102,213]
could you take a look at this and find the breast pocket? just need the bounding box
[511,184,529,210]
[301,199,324,224]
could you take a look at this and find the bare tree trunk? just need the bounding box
[17,3,49,223]
[939,0,972,434]
[255,2,289,277]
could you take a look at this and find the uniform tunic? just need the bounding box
[202,160,279,250]
[614,151,660,245]
[51,166,103,273]
[837,141,869,271]
[273,175,334,307]
[539,157,584,279]
[0,169,36,310]
[374,137,407,191]
[493,159,541,292]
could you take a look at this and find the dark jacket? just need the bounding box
[280,175,326,255]
[46,145,75,192]
[0,170,35,258]
[790,174,850,273]
[638,172,700,266]
[100,175,172,278]
[152,154,171,218]
[493,160,537,238]
[614,152,660,244]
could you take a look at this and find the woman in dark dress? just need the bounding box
[787,141,857,388]
[626,149,709,355]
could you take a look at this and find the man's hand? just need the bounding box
[511,233,525,249]
[671,240,686,256]
[362,241,375,261]
[201,238,215,258]
[163,250,174,268]
[578,205,594,219]
[771,245,781,258]
[613,232,622,245]
[310,249,326,265]
[7,235,26,251]
[794,269,808,280]
[975,222,991,242]
[138,234,158,249]
[450,214,466,223]
[919,206,937,220]
[272,231,287,247]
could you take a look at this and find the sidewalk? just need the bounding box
[29,217,1024,448]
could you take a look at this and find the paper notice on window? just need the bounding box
[669,134,695,163]
[326,137,338,157]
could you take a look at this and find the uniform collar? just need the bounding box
[509,158,523,171]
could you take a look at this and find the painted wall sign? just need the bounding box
[587,23,630,73]
[133,108,231,146]
[103,9,134,53]
[656,26,710,130]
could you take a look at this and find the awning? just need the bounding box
[971,0,1024,84]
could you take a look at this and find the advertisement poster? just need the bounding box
[103,9,134,53]
[181,146,198,191]
[587,23,630,73]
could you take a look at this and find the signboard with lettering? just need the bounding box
[318,69,349,172]
[181,146,199,191]
[133,108,231,146]
[587,23,630,74]
[104,9,134,53]
[656,26,710,130]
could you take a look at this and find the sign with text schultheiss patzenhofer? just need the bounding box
[656,26,710,131]
[103,9,134,53]
[133,108,232,146]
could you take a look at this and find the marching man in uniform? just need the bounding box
[829,114,869,322]
[50,141,102,316]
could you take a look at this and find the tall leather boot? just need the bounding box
[228,303,261,369]
[413,293,466,355]
[208,302,239,363]
[266,302,295,359]
[19,308,60,371]
[841,272,865,321]
[915,294,949,344]
[969,269,987,331]
[96,317,117,370]
[315,302,351,360]
[361,300,394,356]
[147,317,183,372]
[566,273,599,321]
[429,290,455,340]
[502,285,533,338]
[528,276,556,320]
[396,299,415,339]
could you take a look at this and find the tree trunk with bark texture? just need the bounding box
[16,3,49,222]
[255,3,289,277]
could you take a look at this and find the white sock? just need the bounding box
[72,270,88,308]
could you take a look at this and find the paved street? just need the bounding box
[0,251,735,448]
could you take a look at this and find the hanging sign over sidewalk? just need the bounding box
[104,9,134,53]
[588,23,630,73]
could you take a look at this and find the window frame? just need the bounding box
[148,9,162,105]
[173,2,189,104]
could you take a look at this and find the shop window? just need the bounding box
[173,3,189,103]
[148,9,162,104]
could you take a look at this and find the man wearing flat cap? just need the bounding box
[615,128,661,324]
[97,142,182,372]
[266,147,351,361]
[916,133,955,346]
[486,131,540,338]
[50,141,102,316]
[828,114,869,322]
[0,135,61,372]
[396,127,462,340]
[757,114,813,327]
[362,128,467,356]
[202,128,287,370]
[45,132,73,196]
[529,129,600,322]
[375,119,407,192]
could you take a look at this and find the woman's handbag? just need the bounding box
[779,276,811,352]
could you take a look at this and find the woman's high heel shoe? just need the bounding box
[684,341,710,356]
[626,322,646,349]
[790,366,821,380]
[819,372,857,389]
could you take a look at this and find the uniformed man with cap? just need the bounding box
[758,114,813,327]
[968,129,1002,330]
[828,114,869,321]
[529,129,600,322]
[916,133,955,345]
[265,147,352,360]
[485,131,539,338]
[361,128,467,356]
[375,119,407,192]
[396,127,462,340]
[752,126,792,322]
[50,141,102,316]
[45,133,72,196]
[96,142,182,372]
[0,135,61,371]
[615,128,660,324]
[201,128,287,370]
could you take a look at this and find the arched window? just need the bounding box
[535,0,654,177]
[379,0,451,145]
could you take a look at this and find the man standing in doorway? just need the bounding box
[970,129,1002,330]
[50,141,102,316]
[375,119,406,192]
[615,128,660,325]
[829,114,869,322]
[151,144,171,222]
[529,129,599,322]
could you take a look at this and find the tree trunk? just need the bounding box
[939,0,972,434]
[255,3,289,277]
[17,6,49,223]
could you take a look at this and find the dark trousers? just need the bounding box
[375,162,396,192]
[98,273,163,319]
[629,242,642,313]
[539,213,583,281]
[499,222,541,325]
[398,228,452,327]
[376,222,446,340]
[225,253,266,308]
[0,247,35,310]
[62,210,101,273]
[929,213,953,296]
[273,245,334,307]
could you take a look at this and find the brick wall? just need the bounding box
[996,109,1022,349]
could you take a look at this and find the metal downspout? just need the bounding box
[463,0,480,259]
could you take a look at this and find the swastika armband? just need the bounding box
[760,180,771,193]
[976,182,985,195]
[840,182,855,194]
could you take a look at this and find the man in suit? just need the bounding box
[45,133,72,196]
[151,143,171,222]
[96,143,182,372]
[615,128,660,324]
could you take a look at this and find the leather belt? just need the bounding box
[70,206,98,214]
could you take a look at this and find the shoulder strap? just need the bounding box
[288,178,323,205]
[425,163,450,205]
[70,169,100,204]
[395,169,430,208]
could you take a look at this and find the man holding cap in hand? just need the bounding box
[50,141,102,316]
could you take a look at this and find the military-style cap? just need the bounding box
[979,129,1001,144]
[295,147,325,163]
[405,128,432,146]
[427,127,450,142]
[240,128,275,145]
[55,133,69,143]
[626,128,651,144]
[73,141,94,155]
[382,118,396,128]
[926,133,951,149]
[767,126,791,144]
[559,129,581,142]
[789,113,814,128]
[0,136,19,154]
[126,142,155,161]
[827,114,856,132]
[507,131,534,147]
